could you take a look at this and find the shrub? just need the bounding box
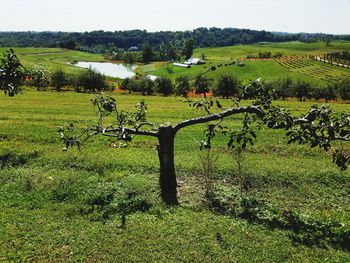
[51,69,67,92]
[292,80,312,101]
[27,68,50,91]
[175,76,191,97]
[194,75,211,97]
[274,77,293,100]
[155,76,173,96]
[214,75,240,99]
[335,78,350,100]
[77,67,110,93]
[139,77,155,95]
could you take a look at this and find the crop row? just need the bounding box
[276,59,350,82]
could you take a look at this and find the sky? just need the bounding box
[1,0,349,34]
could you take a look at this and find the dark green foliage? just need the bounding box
[0,30,346,53]
[155,76,173,96]
[194,75,211,97]
[215,75,240,99]
[292,80,313,101]
[312,85,337,102]
[140,77,155,95]
[81,182,151,222]
[27,68,50,91]
[77,67,110,93]
[59,38,76,50]
[120,78,142,93]
[175,76,191,97]
[141,43,154,64]
[327,51,350,62]
[0,151,39,168]
[274,77,293,100]
[206,184,350,250]
[51,69,67,92]
[182,39,195,59]
[334,78,350,100]
[0,49,26,96]
[227,114,257,150]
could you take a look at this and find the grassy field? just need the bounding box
[1,41,350,86]
[0,47,106,73]
[141,41,350,85]
[1,90,350,261]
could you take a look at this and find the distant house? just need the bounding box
[146,75,158,81]
[173,63,191,68]
[184,58,205,65]
[128,46,139,52]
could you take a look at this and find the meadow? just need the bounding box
[141,41,350,85]
[1,41,350,261]
[1,89,350,261]
[0,47,106,73]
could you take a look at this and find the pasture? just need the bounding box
[0,90,350,261]
[0,47,106,73]
[142,41,350,84]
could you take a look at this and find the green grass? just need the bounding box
[0,47,106,73]
[141,41,350,85]
[0,90,350,261]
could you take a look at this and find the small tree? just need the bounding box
[292,81,312,101]
[175,76,191,97]
[182,39,195,60]
[0,49,27,96]
[141,43,154,64]
[194,75,211,98]
[155,77,173,96]
[214,75,240,99]
[29,68,50,91]
[274,77,293,100]
[51,69,67,92]
[139,77,155,95]
[335,78,350,100]
[77,67,110,93]
[61,79,350,205]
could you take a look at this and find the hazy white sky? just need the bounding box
[1,0,349,34]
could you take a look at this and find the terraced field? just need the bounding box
[275,59,350,83]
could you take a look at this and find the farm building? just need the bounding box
[173,63,191,68]
[128,46,139,52]
[184,58,205,65]
[146,75,158,81]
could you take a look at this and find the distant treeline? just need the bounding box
[1,28,349,52]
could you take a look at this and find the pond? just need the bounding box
[74,62,137,79]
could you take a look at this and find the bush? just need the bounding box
[51,69,67,92]
[175,76,191,97]
[155,76,173,96]
[27,68,50,91]
[335,78,350,100]
[274,77,293,100]
[292,80,312,101]
[214,75,240,99]
[194,75,211,97]
[77,67,111,93]
[139,77,155,95]
[312,85,337,102]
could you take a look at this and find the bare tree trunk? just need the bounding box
[157,124,178,205]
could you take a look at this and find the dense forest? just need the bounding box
[1,27,349,52]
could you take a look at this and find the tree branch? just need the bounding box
[103,127,159,138]
[134,122,158,132]
[173,106,265,134]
